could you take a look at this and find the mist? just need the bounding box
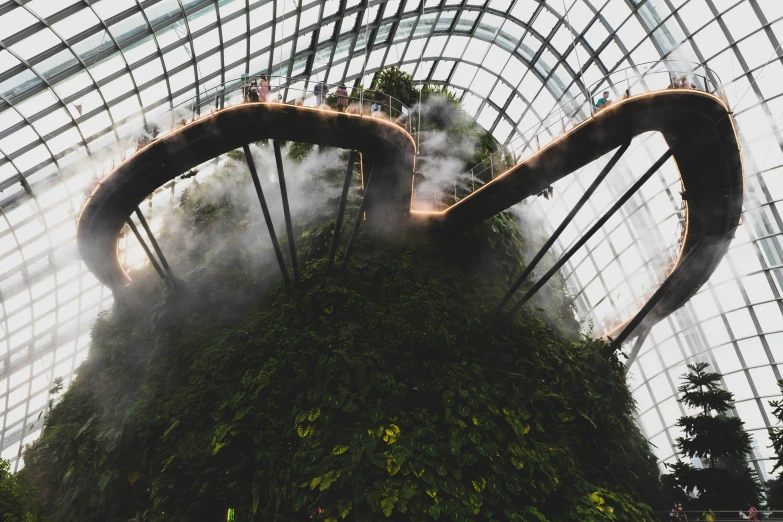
[119,140,353,314]
[411,96,483,204]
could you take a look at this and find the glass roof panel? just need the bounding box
[0,0,782,479]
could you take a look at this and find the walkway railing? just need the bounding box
[411,61,725,213]
[656,510,781,521]
[101,75,416,177]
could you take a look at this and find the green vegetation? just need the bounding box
[20,160,661,521]
[16,71,662,521]
[364,66,506,177]
[373,66,418,106]
[765,381,783,512]
[662,362,763,510]
[0,457,37,521]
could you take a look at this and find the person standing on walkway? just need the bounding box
[373,87,385,114]
[258,75,269,102]
[314,81,327,106]
[336,84,348,112]
[595,91,611,110]
[242,78,250,102]
[248,78,259,103]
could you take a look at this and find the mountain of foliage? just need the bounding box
[662,362,763,511]
[18,83,663,521]
[20,163,661,521]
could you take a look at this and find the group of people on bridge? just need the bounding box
[593,74,699,112]
[670,75,698,89]
[241,77,392,117]
[132,78,407,151]
[242,75,271,103]
[670,502,761,521]
[594,88,630,111]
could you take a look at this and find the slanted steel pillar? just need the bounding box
[243,144,290,291]
[616,242,703,363]
[126,218,167,281]
[273,140,300,285]
[505,147,674,317]
[623,327,650,370]
[327,150,357,274]
[495,141,631,313]
[341,167,375,275]
[134,207,175,281]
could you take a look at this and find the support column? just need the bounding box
[134,207,175,281]
[495,141,631,313]
[505,147,674,317]
[623,327,650,370]
[273,140,300,285]
[126,218,167,282]
[341,167,375,275]
[616,242,703,361]
[327,150,357,274]
[243,144,290,291]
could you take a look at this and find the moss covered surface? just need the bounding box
[22,154,662,521]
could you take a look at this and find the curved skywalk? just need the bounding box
[79,88,741,365]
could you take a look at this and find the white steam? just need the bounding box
[411,96,482,206]
[121,142,350,279]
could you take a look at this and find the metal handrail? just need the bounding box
[110,75,417,171]
[585,59,723,95]
[656,509,778,521]
[411,61,726,212]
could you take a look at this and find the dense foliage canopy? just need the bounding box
[18,86,662,521]
[21,186,660,521]
[0,457,36,521]
[373,66,417,105]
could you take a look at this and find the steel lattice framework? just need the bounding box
[0,0,781,477]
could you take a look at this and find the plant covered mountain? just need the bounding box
[20,151,662,521]
[19,82,663,520]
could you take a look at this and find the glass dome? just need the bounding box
[0,0,781,476]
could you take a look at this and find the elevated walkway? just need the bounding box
[77,103,416,288]
[78,88,741,344]
[415,90,742,339]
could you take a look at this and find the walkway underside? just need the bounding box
[77,103,416,288]
[426,90,743,339]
